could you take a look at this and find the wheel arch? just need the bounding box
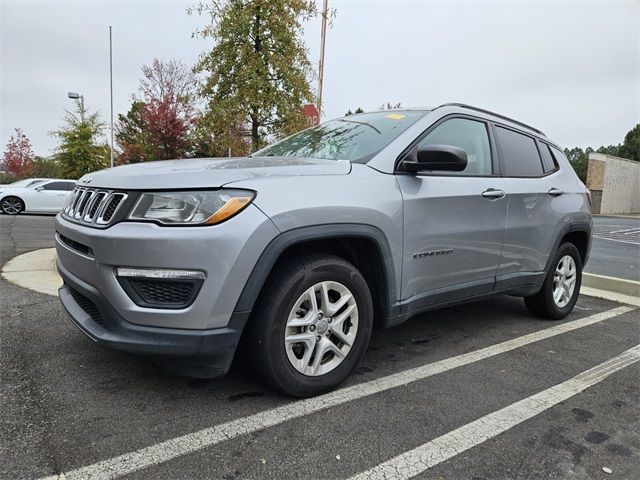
[565,221,592,266]
[233,224,398,328]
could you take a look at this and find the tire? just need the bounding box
[247,253,374,397]
[1,196,24,215]
[525,242,582,320]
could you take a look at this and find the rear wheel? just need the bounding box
[248,253,373,397]
[525,242,582,320]
[1,196,24,215]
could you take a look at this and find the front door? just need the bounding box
[397,116,508,305]
[27,181,70,212]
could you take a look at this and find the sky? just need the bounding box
[1,0,638,157]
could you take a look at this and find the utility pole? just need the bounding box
[317,0,328,118]
[109,25,115,169]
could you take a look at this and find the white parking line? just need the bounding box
[349,344,640,480]
[593,235,640,246]
[41,305,635,480]
[609,227,640,235]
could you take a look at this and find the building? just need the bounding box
[586,153,640,215]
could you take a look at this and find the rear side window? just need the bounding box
[495,126,544,177]
[549,146,568,166]
[539,143,558,173]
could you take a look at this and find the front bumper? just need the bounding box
[54,204,279,376]
[54,206,278,330]
[58,259,249,377]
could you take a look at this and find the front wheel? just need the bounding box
[1,196,24,215]
[525,242,582,320]
[248,253,373,397]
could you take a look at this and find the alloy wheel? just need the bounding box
[552,254,577,307]
[285,281,358,376]
[1,197,22,214]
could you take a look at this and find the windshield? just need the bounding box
[6,178,46,188]
[255,110,427,163]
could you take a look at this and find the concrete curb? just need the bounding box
[582,273,640,297]
[593,214,640,219]
[1,248,61,296]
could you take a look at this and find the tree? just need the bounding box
[115,101,151,164]
[52,100,110,179]
[32,156,62,178]
[619,123,640,161]
[190,113,251,158]
[379,102,402,110]
[2,128,34,179]
[595,144,620,157]
[189,0,318,152]
[563,147,590,182]
[116,59,197,163]
[563,122,640,182]
[345,107,364,116]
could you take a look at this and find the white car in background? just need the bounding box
[0,179,76,215]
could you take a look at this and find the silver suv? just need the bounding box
[55,103,592,397]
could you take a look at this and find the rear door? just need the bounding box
[494,126,570,288]
[397,116,508,305]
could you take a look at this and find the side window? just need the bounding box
[42,182,66,191]
[549,146,568,166]
[495,127,544,177]
[539,143,558,173]
[63,182,76,191]
[416,118,492,175]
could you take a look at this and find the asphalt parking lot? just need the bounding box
[1,214,639,480]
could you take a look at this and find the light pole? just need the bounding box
[317,0,329,118]
[67,92,85,122]
[109,25,114,169]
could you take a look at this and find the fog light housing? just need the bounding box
[115,268,205,309]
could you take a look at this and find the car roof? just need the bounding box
[347,104,549,141]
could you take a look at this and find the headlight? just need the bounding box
[127,189,255,225]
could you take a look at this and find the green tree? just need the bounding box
[563,147,590,182]
[51,100,109,179]
[379,102,402,110]
[32,156,62,178]
[189,0,319,152]
[595,144,620,157]
[619,123,640,161]
[115,101,153,164]
[345,107,364,116]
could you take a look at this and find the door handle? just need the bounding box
[548,188,565,197]
[482,188,505,199]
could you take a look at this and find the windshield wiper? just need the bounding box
[337,118,382,134]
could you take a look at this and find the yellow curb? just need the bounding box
[1,248,62,296]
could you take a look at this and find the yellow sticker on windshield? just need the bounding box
[385,113,406,120]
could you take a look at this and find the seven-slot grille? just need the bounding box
[62,187,127,226]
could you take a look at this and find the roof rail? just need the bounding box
[435,103,545,136]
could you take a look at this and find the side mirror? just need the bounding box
[35,186,44,191]
[402,144,468,173]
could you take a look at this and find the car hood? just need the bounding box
[77,156,351,190]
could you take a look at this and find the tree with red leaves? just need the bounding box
[116,58,197,163]
[2,128,35,179]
